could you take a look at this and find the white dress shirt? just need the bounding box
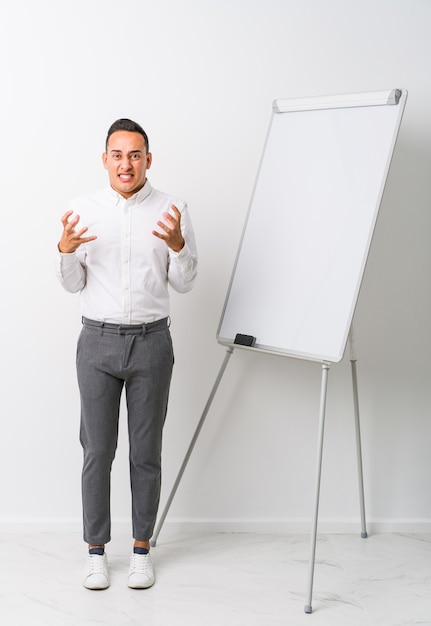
[56,180,198,324]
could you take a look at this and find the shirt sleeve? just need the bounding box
[167,202,198,293]
[55,248,87,294]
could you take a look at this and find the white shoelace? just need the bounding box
[130,553,151,574]
[88,554,107,574]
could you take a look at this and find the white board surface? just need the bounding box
[217,89,407,362]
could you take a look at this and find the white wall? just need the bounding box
[0,0,430,535]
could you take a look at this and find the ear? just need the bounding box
[102,152,108,169]
[146,152,152,169]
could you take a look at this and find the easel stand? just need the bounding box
[304,328,367,613]
[151,346,234,545]
[151,328,367,614]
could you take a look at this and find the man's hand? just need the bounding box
[58,210,97,254]
[152,204,185,253]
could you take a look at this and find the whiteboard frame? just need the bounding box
[217,89,408,363]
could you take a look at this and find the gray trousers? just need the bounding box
[76,317,174,546]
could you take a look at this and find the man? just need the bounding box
[56,119,198,590]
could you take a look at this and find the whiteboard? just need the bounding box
[217,89,407,363]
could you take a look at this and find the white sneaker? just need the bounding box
[83,552,110,590]
[128,551,155,589]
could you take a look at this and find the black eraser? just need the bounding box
[234,333,256,347]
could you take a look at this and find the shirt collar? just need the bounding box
[106,179,153,205]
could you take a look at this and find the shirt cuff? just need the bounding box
[57,249,78,263]
[169,242,190,260]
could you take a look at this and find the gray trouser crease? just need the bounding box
[76,318,173,545]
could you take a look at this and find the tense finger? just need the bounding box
[61,210,74,227]
[170,204,181,219]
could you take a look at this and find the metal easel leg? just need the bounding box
[348,328,368,539]
[151,346,234,547]
[304,361,331,614]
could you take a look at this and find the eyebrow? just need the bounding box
[110,149,143,155]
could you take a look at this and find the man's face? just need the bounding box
[102,130,152,198]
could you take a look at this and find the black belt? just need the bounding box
[82,316,169,335]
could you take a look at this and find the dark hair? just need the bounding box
[105,118,149,152]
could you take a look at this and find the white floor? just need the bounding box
[0,531,430,625]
